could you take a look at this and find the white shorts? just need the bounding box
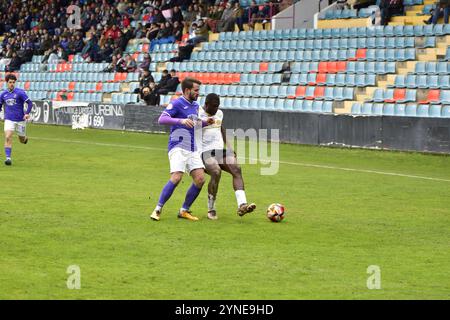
[4,120,27,137]
[168,147,205,174]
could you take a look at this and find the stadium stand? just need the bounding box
[0,0,449,118]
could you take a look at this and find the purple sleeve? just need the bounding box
[0,93,3,112]
[158,112,183,126]
[21,91,32,114]
[25,98,33,114]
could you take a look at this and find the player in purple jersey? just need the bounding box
[0,74,32,166]
[150,78,213,221]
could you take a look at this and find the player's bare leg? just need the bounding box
[4,130,13,165]
[19,135,28,144]
[151,171,183,221]
[178,168,205,221]
[204,157,221,220]
[220,155,256,216]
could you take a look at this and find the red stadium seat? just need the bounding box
[318,62,328,74]
[354,49,367,61]
[419,90,440,104]
[337,61,347,73]
[68,55,74,63]
[142,44,150,52]
[328,62,338,74]
[68,82,75,91]
[67,92,74,101]
[295,86,306,98]
[207,73,218,84]
[217,73,227,84]
[316,73,327,85]
[24,81,30,90]
[259,62,269,73]
[96,82,103,92]
[223,73,234,84]
[385,89,405,103]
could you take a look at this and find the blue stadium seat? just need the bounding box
[442,106,450,117]
[394,104,406,116]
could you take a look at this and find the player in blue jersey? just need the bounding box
[150,77,213,221]
[0,74,32,166]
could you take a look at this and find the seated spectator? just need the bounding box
[140,83,161,106]
[169,43,194,62]
[156,69,171,91]
[171,6,184,24]
[157,69,180,94]
[146,23,160,41]
[233,2,245,32]
[187,19,209,45]
[138,53,152,74]
[6,52,22,71]
[206,5,223,33]
[173,21,184,41]
[150,22,175,51]
[336,0,349,10]
[425,0,450,24]
[134,69,155,94]
[115,53,127,72]
[103,54,118,72]
[125,54,137,72]
[217,2,235,32]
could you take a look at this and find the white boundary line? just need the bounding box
[32,136,450,183]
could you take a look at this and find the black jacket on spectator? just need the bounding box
[141,90,160,106]
[140,74,155,88]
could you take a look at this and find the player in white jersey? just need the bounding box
[199,93,256,220]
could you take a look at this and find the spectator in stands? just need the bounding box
[427,0,450,24]
[205,5,223,33]
[247,0,261,30]
[171,6,184,24]
[217,2,236,32]
[157,69,180,94]
[138,53,152,73]
[140,83,160,106]
[187,19,209,45]
[233,2,245,32]
[125,54,137,72]
[169,43,194,62]
[6,52,21,71]
[146,23,161,41]
[150,21,176,51]
[135,69,155,94]
[173,21,184,41]
[336,0,350,10]
[115,53,127,72]
[156,69,171,91]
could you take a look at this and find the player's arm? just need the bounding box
[158,106,195,128]
[0,93,4,113]
[22,91,33,121]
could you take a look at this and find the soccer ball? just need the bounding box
[266,203,285,222]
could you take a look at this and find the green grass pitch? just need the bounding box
[0,124,449,299]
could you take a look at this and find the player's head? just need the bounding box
[5,74,17,91]
[181,77,201,102]
[204,93,220,116]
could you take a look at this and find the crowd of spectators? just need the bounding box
[1,0,285,72]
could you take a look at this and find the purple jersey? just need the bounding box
[162,96,200,152]
[0,88,32,122]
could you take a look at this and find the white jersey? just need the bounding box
[199,107,224,152]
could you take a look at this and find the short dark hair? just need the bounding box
[170,69,176,73]
[205,93,220,106]
[181,77,202,92]
[5,74,17,82]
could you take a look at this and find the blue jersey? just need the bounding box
[0,88,32,122]
[163,96,200,152]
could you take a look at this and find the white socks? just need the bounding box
[155,205,162,212]
[235,190,247,207]
[208,194,216,211]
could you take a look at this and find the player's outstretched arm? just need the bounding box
[221,125,235,155]
[23,98,32,121]
[158,112,194,128]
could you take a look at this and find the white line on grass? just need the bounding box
[32,136,450,183]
